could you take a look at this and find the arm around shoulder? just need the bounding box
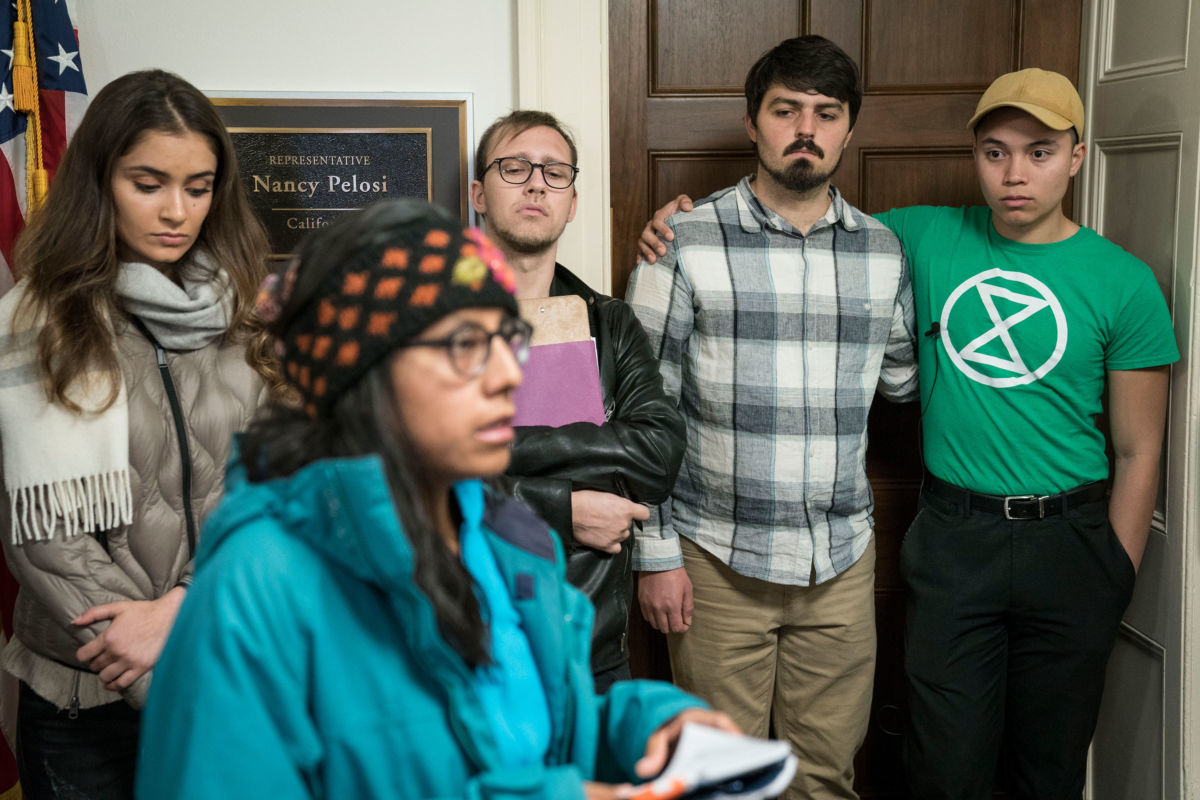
[625,234,693,380]
[877,247,919,403]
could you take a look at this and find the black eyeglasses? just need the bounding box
[397,316,533,377]
[484,157,579,189]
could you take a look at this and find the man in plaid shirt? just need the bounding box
[626,36,916,799]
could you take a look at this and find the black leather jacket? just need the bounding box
[506,264,685,675]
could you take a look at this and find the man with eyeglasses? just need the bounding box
[623,37,917,798]
[471,110,685,693]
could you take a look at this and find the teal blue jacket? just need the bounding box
[135,454,703,799]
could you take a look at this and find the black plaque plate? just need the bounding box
[211,97,469,258]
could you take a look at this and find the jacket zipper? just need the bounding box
[131,318,197,556]
[68,671,80,719]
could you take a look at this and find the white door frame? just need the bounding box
[515,0,613,295]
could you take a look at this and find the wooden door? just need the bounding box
[609,2,1082,796]
[1077,0,1200,796]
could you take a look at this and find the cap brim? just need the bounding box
[968,101,1078,136]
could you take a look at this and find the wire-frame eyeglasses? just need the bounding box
[484,157,579,189]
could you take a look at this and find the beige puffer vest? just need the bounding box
[1,319,266,710]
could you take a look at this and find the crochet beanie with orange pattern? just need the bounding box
[256,199,519,417]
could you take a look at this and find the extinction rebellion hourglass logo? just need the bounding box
[939,268,1068,388]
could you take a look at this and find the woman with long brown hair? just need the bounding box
[0,68,275,798]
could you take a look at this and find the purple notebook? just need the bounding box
[513,339,606,427]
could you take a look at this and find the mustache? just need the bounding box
[784,138,825,158]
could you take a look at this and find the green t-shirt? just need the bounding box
[875,205,1179,495]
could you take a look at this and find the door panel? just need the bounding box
[651,151,756,209]
[611,2,1082,796]
[864,1,1019,89]
[860,148,979,212]
[1079,0,1199,796]
[651,0,805,93]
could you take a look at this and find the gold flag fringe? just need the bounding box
[13,0,48,212]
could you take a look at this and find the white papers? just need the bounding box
[627,723,798,800]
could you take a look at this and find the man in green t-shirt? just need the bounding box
[637,68,1178,799]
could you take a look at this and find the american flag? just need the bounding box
[1,0,88,291]
[0,3,86,794]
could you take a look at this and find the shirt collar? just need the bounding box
[734,175,861,235]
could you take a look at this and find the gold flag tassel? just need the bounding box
[30,169,49,209]
[14,0,49,211]
[11,0,36,111]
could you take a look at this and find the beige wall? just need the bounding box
[514,0,611,293]
[73,1,517,136]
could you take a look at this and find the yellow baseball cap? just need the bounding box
[968,68,1085,138]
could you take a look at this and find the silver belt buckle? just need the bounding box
[1003,494,1044,520]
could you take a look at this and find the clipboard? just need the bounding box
[512,294,606,427]
[518,295,590,346]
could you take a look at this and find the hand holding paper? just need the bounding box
[636,709,741,779]
[626,721,798,800]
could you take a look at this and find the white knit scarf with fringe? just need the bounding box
[0,255,232,544]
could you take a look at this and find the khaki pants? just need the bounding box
[668,536,876,800]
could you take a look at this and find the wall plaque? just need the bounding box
[209,94,471,258]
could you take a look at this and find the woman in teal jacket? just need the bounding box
[135,200,732,799]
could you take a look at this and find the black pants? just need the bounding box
[16,682,140,800]
[900,490,1135,800]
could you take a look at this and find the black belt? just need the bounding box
[923,474,1107,520]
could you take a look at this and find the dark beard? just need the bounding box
[759,141,843,194]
